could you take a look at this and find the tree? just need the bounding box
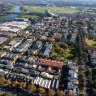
[83,52,88,63]
[60,43,68,49]
[28,36,34,41]
[12,94,17,96]
[27,84,37,93]
[55,33,62,42]
[67,91,75,96]
[3,92,12,96]
[5,79,12,85]
[0,77,6,85]
[18,82,26,89]
[91,88,96,96]
[22,34,26,38]
[2,92,17,96]
[47,89,55,96]
[38,88,46,94]
[11,81,19,88]
[56,90,65,96]
[46,38,55,42]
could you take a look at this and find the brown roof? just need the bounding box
[39,59,63,68]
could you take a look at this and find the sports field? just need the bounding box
[23,6,79,14]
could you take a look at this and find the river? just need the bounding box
[0,6,21,24]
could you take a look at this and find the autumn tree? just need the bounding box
[56,90,65,96]
[38,88,46,94]
[55,33,62,42]
[26,84,37,93]
[22,34,26,38]
[18,82,26,89]
[47,89,55,96]
[60,42,68,49]
[0,77,6,85]
[2,92,12,96]
[2,92,17,96]
[39,37,54,42]
[5,79,12,85]
[46,38,55,42]
[67,91,75,96]
[28,36,34,41]
[11,81,19,88]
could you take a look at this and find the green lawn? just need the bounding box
[23,6,79,14]
[85,37,96,47]
[7,6,15,13]
[20,15,38,18]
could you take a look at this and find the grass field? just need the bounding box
[7,6,15,13]
[85,37,96,47]
[21,15,39,18]
[23,6,79,14]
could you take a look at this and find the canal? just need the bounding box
[0,6,21,24]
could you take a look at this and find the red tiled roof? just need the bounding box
[38,66,47,71]
[38,65,60,73]
[39,59,63,68]
[50,69,57,73]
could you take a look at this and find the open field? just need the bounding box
[85,37,96,47]
[20,15,39,18]
[23,6,79,14]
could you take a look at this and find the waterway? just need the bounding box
[0,6,21,24]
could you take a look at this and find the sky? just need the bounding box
[59,0,96,2]
[58,0,96,3]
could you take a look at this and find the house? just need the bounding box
[9,37,23,47]
[33,40,42,49]
[19,55,37,64]
[86,46,96,65]
[38,59,63,74]
[4,53,19,61]
[29,69,40,76]
[5,65,14,70]
[0,36,9,45]
[70,33,77,43]
[40,72,53,79]
[68,70,78,79]
[0,18,30,34]
[0,69,8,76]
[66,61,79,96]
[0,59,14,65]
[67,83,78,96]
[15,39,32,52]
[28,49,38,55]
[39,42,53,57]
[34,77,59,89]
[21,68,29,74]
[5,73,34,83]
[38,59,63,68]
